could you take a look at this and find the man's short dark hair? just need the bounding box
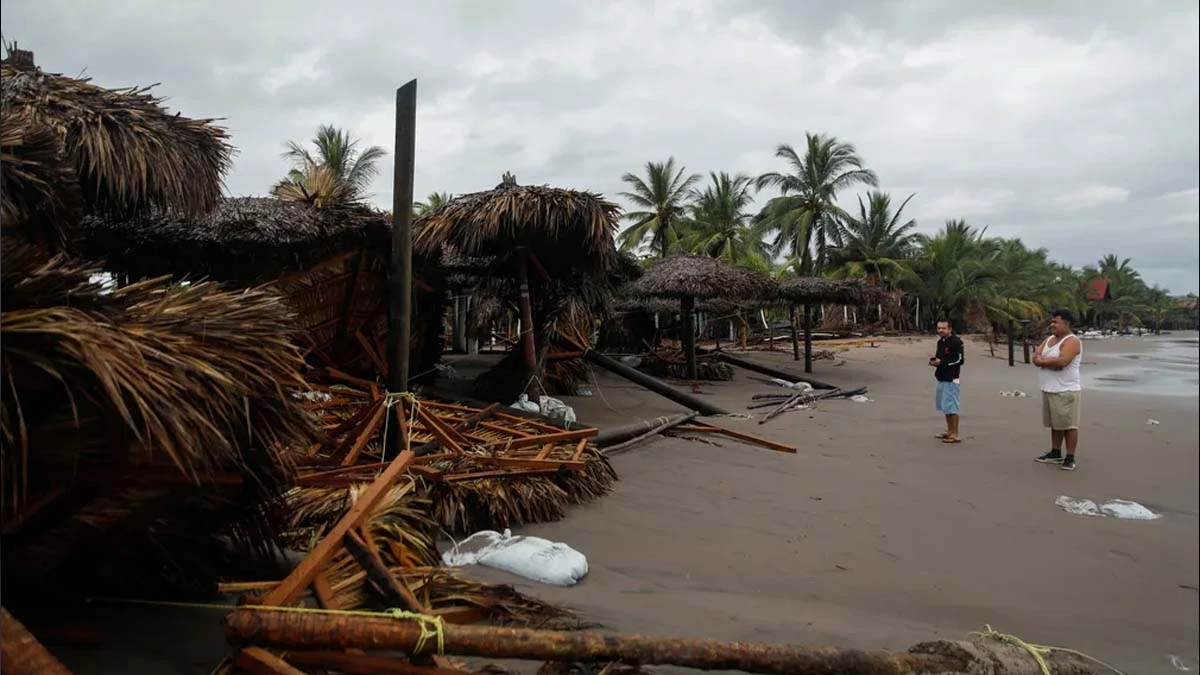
[1051,308,1074,325]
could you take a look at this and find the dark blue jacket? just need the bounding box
[934,334,964,382]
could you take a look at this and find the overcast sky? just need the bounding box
[5,0,1198,293]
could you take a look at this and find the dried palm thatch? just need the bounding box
[775,276,886,306]
[0,106,81,248]
[280,482,440,569]
[0,59,233,222]
[624,254,776,302]
[414,172,621,279]
[77,196,393,283]
[271,162,351,209]
[0,239,319,524]
[428,452,617,534]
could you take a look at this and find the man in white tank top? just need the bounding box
[1032,309,1083,471]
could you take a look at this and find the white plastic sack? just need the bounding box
[538,395,577,425]
[442,529,588,586]
[1055,495,1161,520]
[510,393,540,414]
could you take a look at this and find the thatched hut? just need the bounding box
[624,254,776,379]
[0,49,318,613]
[773,276,889,371]
[414,173,622,397]
[77,197,446,379]
[0,52,232,243]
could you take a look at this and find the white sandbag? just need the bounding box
[538,395,577,425]
[442,529,588,586]
[510,393,540,414]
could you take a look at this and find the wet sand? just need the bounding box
[456,335,1199,674]
[52,335,1200,674]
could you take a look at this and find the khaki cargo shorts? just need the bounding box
[1042,391,1081,430]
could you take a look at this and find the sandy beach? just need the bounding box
[53,334,1199,674]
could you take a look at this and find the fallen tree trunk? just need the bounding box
[226,608,1114,674]
[704,349,837,390]
[594,413,696,447]
[583,350,727,416]
[1,608,73,675]
[602,412,699,456]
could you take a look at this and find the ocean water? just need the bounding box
[1085,334,1200,397]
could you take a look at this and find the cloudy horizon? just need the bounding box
[5,0,1198,293]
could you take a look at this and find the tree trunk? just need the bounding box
[584,350,727,416]
[225,608,962,675]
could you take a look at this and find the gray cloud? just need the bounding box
[4,0,1197,292]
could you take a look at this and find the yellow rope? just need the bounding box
[970,625,1127,675]
[379,391,420,463]
[87,597,446,655]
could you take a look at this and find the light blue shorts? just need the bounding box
[936,381,961,414]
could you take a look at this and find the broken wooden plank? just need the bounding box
[679,421,797,454]
[480,428,596,451]
[344,529,424,613]
[260,448,416,607]
[1,608,72,675]
[234,646,308,675]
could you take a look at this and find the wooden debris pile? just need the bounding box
[635,347,735,381]
[293,368,617,534]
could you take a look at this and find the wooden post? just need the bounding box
[515,248,538,373]
[1007,319,1015,367]
[803,303,814,374]
[387,79,417,395]
[789,305,801,361]
[681,296,697,380]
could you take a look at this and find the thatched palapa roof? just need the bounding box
[78,197,394,283]
[624,254,776,302]
[776,276,886,306]
[0,57,233,226]
[413,172,620,279]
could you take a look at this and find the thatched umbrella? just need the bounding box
[774,276,888,372]
[0,52,233,239]
[625,254,775,379]
[414,172,620,377]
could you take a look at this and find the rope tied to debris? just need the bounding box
[380,391,420,463]
[970,625,1127,675]
[383,608,445,655]
[87,598,446,655]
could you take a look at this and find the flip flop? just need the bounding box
[935,433,950,439]
[942,437,962,444]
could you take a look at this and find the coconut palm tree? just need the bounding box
[616,157,701,258]
[414,191,454,217]
[274,125,386,205]
[826,190,918,287]
[754,133,878,275]
[681,172,767,268]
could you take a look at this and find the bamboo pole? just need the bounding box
[1,608,73,675]
[226,609,960,674]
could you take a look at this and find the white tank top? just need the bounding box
[1038,334,1082,393]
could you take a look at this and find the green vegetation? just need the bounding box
[614,133,1196,333]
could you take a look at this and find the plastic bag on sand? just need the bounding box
[510,393,539,414]
[442,529,588,586]
[539,395,577,425]
[770,377,813,392]
[1055,495,1161,520]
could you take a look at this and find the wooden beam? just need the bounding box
[480,428,596,451]
[260,448,416,607]
[1,608,72,675]
[234,646,308,675]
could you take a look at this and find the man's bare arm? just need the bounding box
[1040,336,1080,369]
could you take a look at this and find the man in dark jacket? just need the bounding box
[930,320,964,443]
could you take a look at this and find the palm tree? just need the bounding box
[754,133,878,275]
[274,125,386,205]
[827,190,918,287]
[617,157,701,258]
[414,191,454,217]
[681,172,767,268]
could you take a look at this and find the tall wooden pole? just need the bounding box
[388,79,417,397]
[515,248,538,372]
[803,303,814,374]
[681,296,697,380]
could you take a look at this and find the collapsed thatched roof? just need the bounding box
[775,276,886,306]
[78,197,394,282]
[413,173,620,279]
[613,295,741,316]
[624,254,776,302]
[0,58,233,223]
